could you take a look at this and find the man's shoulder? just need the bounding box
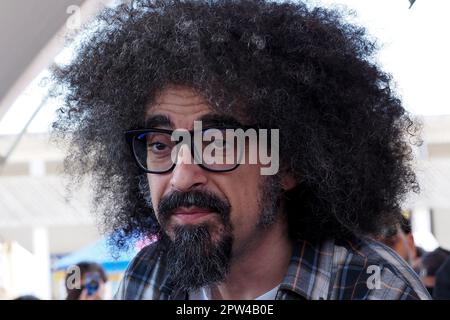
[115,241,172,300]
[328,236,431,300]
[125,241,164,277]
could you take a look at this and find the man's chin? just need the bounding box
[165,217,225,242]
[164,224,233,292]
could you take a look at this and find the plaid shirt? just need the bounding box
[114,236,431,300]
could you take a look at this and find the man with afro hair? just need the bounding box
[52,0,430,300]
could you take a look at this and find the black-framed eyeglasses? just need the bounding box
[124,127,254,174]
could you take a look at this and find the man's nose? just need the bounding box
[170,144,207,192]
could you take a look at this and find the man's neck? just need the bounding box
[211,216,293,300]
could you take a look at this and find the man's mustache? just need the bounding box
[157,190,231,224]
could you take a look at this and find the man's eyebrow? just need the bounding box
[144,114,173,128]
[198,114,244,128]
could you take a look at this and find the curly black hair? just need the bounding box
[51,0,420,249]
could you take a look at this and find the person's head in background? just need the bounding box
[421,247,450,297]
[378,215,418,266]
[14,295,40,300]
[65,262,108,300]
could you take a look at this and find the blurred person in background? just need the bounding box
[420,247,450,297]
[65,262,108,300]
[14,295,40,300]
[433,257,450,300]
[378,215,422,273]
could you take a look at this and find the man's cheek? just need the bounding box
[148,174,170,201]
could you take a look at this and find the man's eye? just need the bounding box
[149,142,169,153]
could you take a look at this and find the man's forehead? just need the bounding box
[145,86,211,128]
[148,86,210,113]
[144,112,244,130]
[145,86,243,129]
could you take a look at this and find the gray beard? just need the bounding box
[163,224,233,292]
[158,175,283,293]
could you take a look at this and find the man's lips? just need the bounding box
[172,207,214,223]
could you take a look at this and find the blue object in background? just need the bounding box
[52,237,138,272]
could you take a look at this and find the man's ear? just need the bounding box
[280,174,297,191]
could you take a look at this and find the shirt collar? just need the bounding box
[277,238,335,300]
[167,238,335,300]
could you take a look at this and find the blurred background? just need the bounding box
[0,0,449,299]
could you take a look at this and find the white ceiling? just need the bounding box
[0,0,86,120]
